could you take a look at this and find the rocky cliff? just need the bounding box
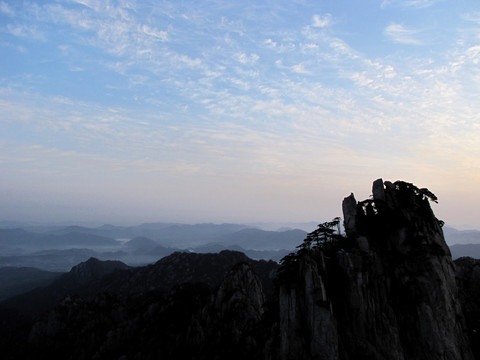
[454,257,480,358]
[277,179,473,360]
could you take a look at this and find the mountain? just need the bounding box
[99,250,279,298]
[1,257,130,318]
[192,242,290,262]
[24,260,273,360]
[443,226,480,245]
[124,236,158,249]
[450,243,480,259]
[0,229,120,250]
[33,222,251,247]
[0,248,116,271]
[0,267,62,301]
[0,228,42,249]
[0,179,478,359]
[139,223,252,247]
[454,257,480,357]
[1,250,278,320]
[275,179,473,359]
[0,223,303,271]
[215,228,307,250]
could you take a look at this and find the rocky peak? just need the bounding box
[278,179,473,360]
[351,179,448,254]
[336,179,471,359]
[215,262,265,317]
[68,257,129,285]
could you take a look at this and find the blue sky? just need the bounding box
[1,0,479,228]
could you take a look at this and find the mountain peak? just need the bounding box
[68,257,129,284]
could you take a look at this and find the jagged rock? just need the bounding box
[372,177,386,202]
[68,257,129,285]
[279,249,338,360]
[206,262,268,359]
[342,193,357,238]
[278,179,473,360]
[3,251,277,360]
[215,262,265,320]
[454,257,480,359]
[331,179,472,359]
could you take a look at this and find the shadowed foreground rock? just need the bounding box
[0,179,476,359]
[277,179,473,360]
[335,179,471,360]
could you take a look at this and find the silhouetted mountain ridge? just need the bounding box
[1,250,278,320]
[1,180,480,359]
[0,267,62,301]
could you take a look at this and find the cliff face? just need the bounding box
[278,179,473,360]
[279,249,338,360]
[454,257,480,358]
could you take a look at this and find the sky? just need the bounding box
[0,0,479,228]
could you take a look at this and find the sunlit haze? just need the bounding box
[1,0,479,228]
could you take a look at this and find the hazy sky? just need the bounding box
[1,0,479,228]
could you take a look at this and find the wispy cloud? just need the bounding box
[139,24,169,42]
[235,52,259,65]
[384,23,423,45]
[6,24,44,40]
[312,13,333,28]
[1,0,480,225]
[381,0,439,9]
[291,63,311,74]
[0,1,14,16]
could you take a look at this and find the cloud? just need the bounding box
[384,23,423,45]
[140,24,169,42]
[381,0,439,8]
[2,0,480,226]
[235,52,259,65]
[6,24,44,40]
[312,14,332,28]
[291,63,311,74]
[0,1,14,16]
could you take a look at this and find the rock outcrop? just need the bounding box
[454,257,480,358]
[278,179,473,360]
[278,249,338,360]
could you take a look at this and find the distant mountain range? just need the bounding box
[0,222,479,274]
[443,226,480,245]
[0,228,120,250]
[1,221,478,305]
[0,223,307,271]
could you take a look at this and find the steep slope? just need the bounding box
[454,257,480,358]
[99,250,278,298]
[1,258,130,318]
[0,267,62,301]
[1,251,278,320]
[277,179,473,360]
